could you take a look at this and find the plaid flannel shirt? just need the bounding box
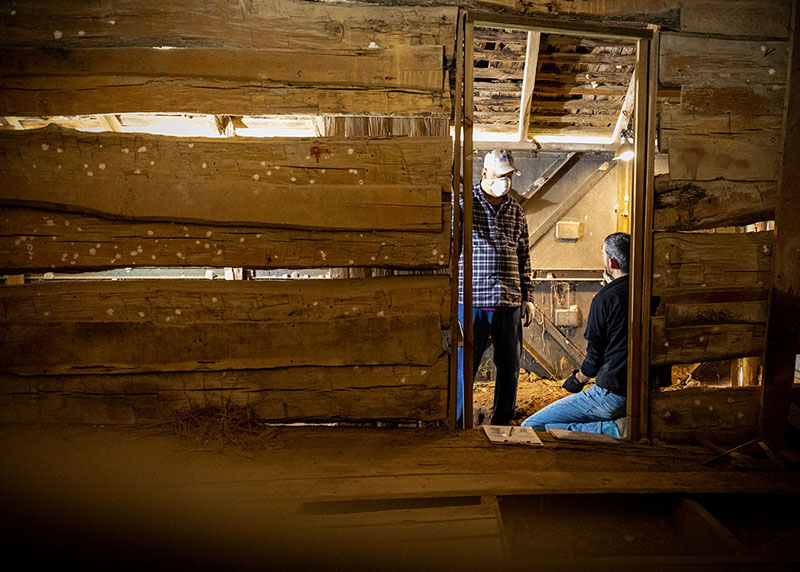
[458,183,534,308]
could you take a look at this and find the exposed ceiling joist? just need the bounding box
[518,31,542,142]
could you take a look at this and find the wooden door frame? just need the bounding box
[459,11,656,437]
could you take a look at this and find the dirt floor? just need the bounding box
[473,370,570,425]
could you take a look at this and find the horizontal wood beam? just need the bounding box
[650,387,760,445]
[0,204,451,273]
[654,175,778,231]
[652,231,774,296]
[659,33,788,86]
[0,46,449,117]
[650,317,765,365]
[0,0,459,56]
[0,358,449,424]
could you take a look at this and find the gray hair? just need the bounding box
[603,232,630,273]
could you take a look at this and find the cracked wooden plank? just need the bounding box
[650,316,765,365]
[0,357,449,424]
[650,387,760,445]
[0,203,451,272]
[652,231,773,296]
[0,275,451,327]
[0,1,458,57]
[653,175,778,231]
[0,314,444,376]
[0,46,449,117]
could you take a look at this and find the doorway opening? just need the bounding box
[455,13,656,439]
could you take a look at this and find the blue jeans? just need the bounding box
[457,304,521,425]
[520,383,626,438]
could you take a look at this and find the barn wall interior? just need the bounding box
[0,0,798,445]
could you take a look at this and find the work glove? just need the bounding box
[561,369,586,393]
[521,301,534,327]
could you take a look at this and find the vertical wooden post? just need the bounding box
[760,0,800,441]
[518,31,541,142]
[626,33,656,441]
[463,16,475,429]
[741,357,761,387]
[448,11,464,430]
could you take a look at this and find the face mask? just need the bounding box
[487,177,511,197]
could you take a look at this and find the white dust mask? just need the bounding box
[488,177,511,197]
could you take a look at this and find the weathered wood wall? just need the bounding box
[0,0,457,424]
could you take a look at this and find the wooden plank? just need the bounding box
[0,358,449,424]
[0,127,451,187]
[658,103,784,150]
[0,175,443,232]
[650,317,765,365]
[652,231,774,296]
[680,0,792,39]
[0,0,459,57]
[680,85,786,116]
[649,387,760,444]
[663,133,781,181]
[653,175,778,231]
[0,204,451,273]
[760,0,800,441]
[670,498,750,557]
[659,33,789,85]
[664,300,768,327]
[0,46,448,117]
[518,31,541,142]
[528,161,616,246]
[0,276,451,326]
[0,313,444,376]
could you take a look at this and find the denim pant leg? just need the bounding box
[544,420,622,438]
[489,307,521,425]
[520,383,626,430]
[456,305,493,422]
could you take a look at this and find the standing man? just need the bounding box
[521,232,630,437]
[458,149,534,426]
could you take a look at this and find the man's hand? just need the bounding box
[521,301,534,327]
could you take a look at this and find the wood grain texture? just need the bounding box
[0,204,451,272]
[0,46,449,117]
[658,103,784,152]
[652,231,773,296]
[0,276,449,376]
[650,387,760,445]
[659,33,789,85]
[653,175,777,231]
[679,0,792,38]
[680,84,786,116]
[0,357,449,424]
[664,300,768,327]
[0,128,451,231]
[0,275,451,326]
[0,0,459,56]
[650,317,765,365]
[662,133,782,181]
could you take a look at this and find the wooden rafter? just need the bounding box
[97,114,123,132]
[4,117,23,130]
[611,70,636,144]
[529,161,617,247]
[518,31,541,142]
[520,151,582,205]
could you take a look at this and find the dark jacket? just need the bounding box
[580,275,629,396]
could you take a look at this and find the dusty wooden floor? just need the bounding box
[1,425,798,571]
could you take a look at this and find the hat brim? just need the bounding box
[495,165,521,176]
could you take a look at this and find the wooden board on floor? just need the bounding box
[651,231,773,296]
[0,46,449,117]
[653,175,777,231]
[0,204,451,272]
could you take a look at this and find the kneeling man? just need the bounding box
[521,232,630,438]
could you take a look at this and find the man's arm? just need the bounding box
[577,296,607,383]
[517,211,534,325]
